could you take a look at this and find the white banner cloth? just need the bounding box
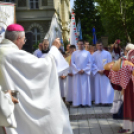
[0,2,14,43]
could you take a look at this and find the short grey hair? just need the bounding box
[5,31,25,41]
[126,43,134,51]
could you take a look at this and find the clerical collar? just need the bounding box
[42,49,50,53]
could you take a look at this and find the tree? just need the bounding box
[74,0,105,43]
[95,0,134,45]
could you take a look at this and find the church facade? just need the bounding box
[0,0,70,44]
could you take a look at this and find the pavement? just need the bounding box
[69,105,129,134]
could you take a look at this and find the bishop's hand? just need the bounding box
[52,38,61,49]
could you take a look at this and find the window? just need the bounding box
[18,0,26,7]
[42,0,47,6]
[31,27,41,44]
[29,0,39,9]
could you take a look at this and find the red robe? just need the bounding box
[104,66,134,132]
[123,79,134,131]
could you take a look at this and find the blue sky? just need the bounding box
[70,0,75,10]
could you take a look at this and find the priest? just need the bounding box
[0,24,72,134]
[92,40,114,105]
[71,40,92,107]
[41,39,50,58]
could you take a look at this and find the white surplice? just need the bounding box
[0,39,72,134]
[90,55,95,101]
[59,74,68,98]
[71,50,92,106]
[41,49,69,98]
[66,66,74,102]
[92,50,114,104]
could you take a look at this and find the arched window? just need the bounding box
[29,0,39,9]
[31,27,41,44]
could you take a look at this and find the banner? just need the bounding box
[77,19,82,40]
[0,2,15,43]
[70,12,78,47]
[44,14,63,50]
[92,27,97,45]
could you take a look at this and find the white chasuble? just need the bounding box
[0,39,72,134]
[71,50,92,106]
[92,50,114,104]
[41,47,69,98]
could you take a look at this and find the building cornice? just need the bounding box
[17,17,52,21]
[16,6,55,11]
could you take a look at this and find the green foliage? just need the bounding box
[74,0,105,44]
[32,40,40,51]
[74,0,134,46]
[95,0,134,45]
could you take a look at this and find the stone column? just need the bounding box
[61,0,70,41]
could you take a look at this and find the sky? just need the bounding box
[70,0,75,11]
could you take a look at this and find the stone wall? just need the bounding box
[15,0,70,43]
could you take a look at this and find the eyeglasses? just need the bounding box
[18,37,27,43]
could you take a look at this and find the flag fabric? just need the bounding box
[0,2,15,43]
[44,14,64,50]
[92,27,97,45]
[77,19,82,40]
[70,12,78,47]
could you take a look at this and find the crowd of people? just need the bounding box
[33,38,134,134]
[33,39,124,107]
[1,24,134,134]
